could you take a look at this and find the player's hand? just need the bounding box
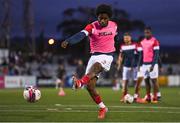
[61,41,69,48]
[117,64,121,71]
[137,66,140,71]
[159,67,164,73]
[150,66,154,72]
[116,60,121,71]
[130,67,133,72]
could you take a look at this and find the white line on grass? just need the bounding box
[1,104,180,110]
[0,105,50,107]
[54,104,180,110]
[0,109,180,114]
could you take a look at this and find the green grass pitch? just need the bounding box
[0,87,180,122]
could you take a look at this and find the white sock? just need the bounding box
[116,83,120,88]
[134,93,138,98]
[98,102,106,108]
[55,83,58,89]
[157,92,161,97]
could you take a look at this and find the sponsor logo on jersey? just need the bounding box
[98,32,112,36]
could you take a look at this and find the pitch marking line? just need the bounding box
[1,104,180,110]
[0,109,180,114]
[54,104,180,110]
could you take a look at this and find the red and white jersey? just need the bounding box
[82,21,117,53]
[119,42,139,67]
[140,37,160,63]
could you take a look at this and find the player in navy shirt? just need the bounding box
[117,32,141,102]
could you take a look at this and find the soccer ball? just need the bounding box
[124,94,134,103]
[23,86,41,102]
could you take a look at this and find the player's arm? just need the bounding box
[61,24,93,48]
[114,24,119,42]
[158,56,162,69]
[114,34,119,41]
[137,43,143,71]
[158,56,164,73]
[151,40,160,71]
[117,46,123,70]
[117,53,123,70]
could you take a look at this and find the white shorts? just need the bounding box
[122,66,138,81]
[137,66,143,78]
[56,78,62,83]
[85,54,113,75]
[142,64,159,79]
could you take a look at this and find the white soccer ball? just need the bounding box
[124,94,134,103]
[23,86,41,102]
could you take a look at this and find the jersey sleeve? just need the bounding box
[153,39,160,50]
[82,24,93,36]
[137,43,143,52]
[114,22,118,35]
[152,39,160,66]
[114,23,119,42]
[119,44,123,53]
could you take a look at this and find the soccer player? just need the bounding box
[117,32,141,102]
[75,59,85,79]
[61,4,118,119]
[139,26,161,103]
[137,57,162,101]
[111,61,121,91]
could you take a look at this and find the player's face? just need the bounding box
[144,29,152,39]
[98,13,110,27]
[123,35,131,44]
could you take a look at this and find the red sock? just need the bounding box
[93,95,102,104]
[123,91,127,96]
[153,92,157,100]
[80,75,90,84]
[147,93,151,99]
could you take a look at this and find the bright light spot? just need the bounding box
[48,39,55,45]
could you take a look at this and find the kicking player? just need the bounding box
[117,32,141,102]
[139,26,161,103]
[61,4,118,119]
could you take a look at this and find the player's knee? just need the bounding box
[151,79,157,83]
[92,62,103,73]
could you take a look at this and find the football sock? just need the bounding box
[123,90,127,96]
[80,75,90,84]
[134,93,139,99]
[93,95,106,108]
[157,92,161,97]
[98,102,106,109]
[153,92,157,99]
[147,92,151,99]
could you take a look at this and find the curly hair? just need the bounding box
[96,4,112,18]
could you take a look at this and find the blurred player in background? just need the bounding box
[75,59,85,79]
[137,57,162,101]
[139,27,161,103]
[61,4,118,119]
[55,64,66,96]
[117,32,141,102]
[74,59,85,89]
[111,60,121,91]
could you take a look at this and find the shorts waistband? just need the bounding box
[143,62,152,65]
[91,52,114,56]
